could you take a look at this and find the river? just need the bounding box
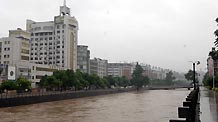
[0,89,190,122]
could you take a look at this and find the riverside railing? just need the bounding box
[0,88,135,107]
[169,88,200,122]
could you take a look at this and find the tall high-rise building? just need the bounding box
[26,1,78,70]
[77,45,90,73]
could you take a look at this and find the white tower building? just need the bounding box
[26,1,78,70]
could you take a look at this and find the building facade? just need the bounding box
[90,58,108,78]
[0,28,30,65]
[77,45,90,73]
[0,28,61,88]
[108,63,132,79]
[207,56,217,76]
[26,2,78,70]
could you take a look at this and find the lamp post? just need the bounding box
[192,61,200,90]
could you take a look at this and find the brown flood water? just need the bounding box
[0,89,190,122]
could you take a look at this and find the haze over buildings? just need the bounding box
[0,0,188,88]
[0,0,216,72]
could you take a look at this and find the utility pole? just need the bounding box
[193,63,196,90]
[191,61,200,90]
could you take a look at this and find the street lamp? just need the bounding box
[190,61,200,90]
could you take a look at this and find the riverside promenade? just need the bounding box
[200,87,218,122]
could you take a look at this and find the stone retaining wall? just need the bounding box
[0,88,134,108]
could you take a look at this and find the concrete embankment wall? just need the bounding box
[0,88,135,108]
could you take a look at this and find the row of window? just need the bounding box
[21,42,29,48]
[21,49,29,54]
[4,41,10,44]
[4,55,10,58]
[31,52,64,56]
[31,32,53,36]
[3,61,9,64]
[32,61,64,65]
[31,37,53,41]
[31,30,64,37]
[21,56,29,60]
[31,36,64,41]
[4,47,10,51]
[31,41,64,46]
[56,25,65,29]
[31,55,64,60]
[31,46,64,50]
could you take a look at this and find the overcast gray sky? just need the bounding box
[0,0,217,72]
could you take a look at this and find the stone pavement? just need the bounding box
[200,87,218,122]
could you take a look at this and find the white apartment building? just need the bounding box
[26,1,78,70]
[0,28,60,88]
[108,63,132,79]
[0,28,30,65]
[90,58,108,78]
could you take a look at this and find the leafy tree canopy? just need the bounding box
[165,71,176,85]
[0,80,17,90]
[131,63,149,89]
[16,77,31,90]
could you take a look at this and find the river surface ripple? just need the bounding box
[0,89,190,122]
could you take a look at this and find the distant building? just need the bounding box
[108,63,132,79]
[26,1,78,70]
[140,64,167,80]
[207,56,216,76]
[77,45,90,73]
[90,58,108,78]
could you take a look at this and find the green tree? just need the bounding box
[184,70,199,84]
[47,76,62,90]
[75,70,88,90]
[209,49,218,60]
[104,75,116,88]
[120,76,130,88]
[214,18,218,46]
[131,63,149,90]
[209,18,218,59]
[203,72,216,88]
[40,75,62,91]
[185,70,194,81]
[0,80,17,90]
[39,75,49,88]
[54,70,69,89]
[165,71,176,85]
[16,77,31,91]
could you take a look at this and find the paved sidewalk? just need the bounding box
[200,87,218,122]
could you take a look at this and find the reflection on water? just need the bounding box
[200,87,218,122]
[0,89,189,122]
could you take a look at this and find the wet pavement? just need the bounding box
[200,87,218,122]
